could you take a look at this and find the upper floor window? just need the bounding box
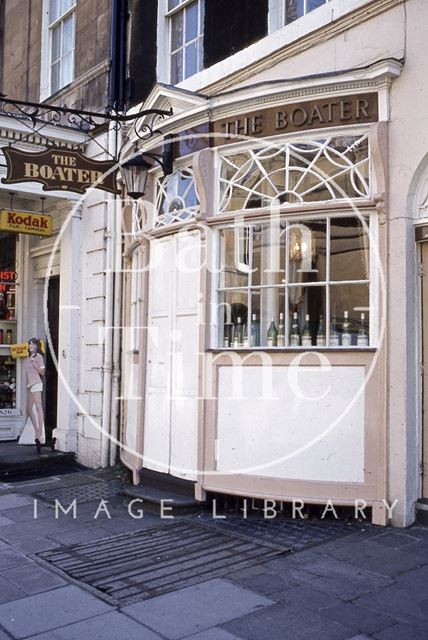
[49,0,76,94]
[167,0,205,83]
[284,0,328,25]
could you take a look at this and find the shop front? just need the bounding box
[120,61,400,525]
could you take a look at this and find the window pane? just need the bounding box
[285,0,304,24]
[252,225,285,287]
[307,0,326,10]
[168,0,181,10]
[171,50,183,84]
[49,0,60,23]
[61,52,73,87]
[51,62,60,93]
[330,217,369,282]
[62,14,74,55]
[288,220,326,284]
[330,284,370,346]
[185,2,198,42]
[171,11,183,51]
[51,25,61,62]
[61,0,75,14]
[219,228,249,288]
[185,42,197,78]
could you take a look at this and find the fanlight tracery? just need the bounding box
[218,135,370,213]
[155,167,200,227]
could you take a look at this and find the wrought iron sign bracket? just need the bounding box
[0,95,173,153]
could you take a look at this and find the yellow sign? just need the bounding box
[0,210,53,237]
[10,340,45,359]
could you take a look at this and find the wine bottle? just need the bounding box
[267,318,278,347]
[243,323,249,348]
[289,312,300,346]
[250,313,260,347]
[223,323,232,348]
[234,317,244,347]
[357,312,369,347]
[316,314,326,347]
[341,310,352,347]
[330,317,340,347]
[277,312,285,347]
[301,314,312,347]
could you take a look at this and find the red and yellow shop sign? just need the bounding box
[10,340,45,359]
[0,209,53,237]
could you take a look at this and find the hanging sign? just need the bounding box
[1,147,119,195]
[0,209,53,237]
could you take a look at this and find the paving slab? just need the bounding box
[0,494,34,511]
[186,630,243,640]
[0,548,34,570]
[324,540,427,577]
[12,537,61,554]
[373,621,428,640]
[25,611,163,640]
[322,602,398,635]
[0,585,112,638]
[269,584,342,611]
[122,578,274,640]
[45,524,114,545]
[354,584,428,623]
[0,515,14,526]
[2,563,67,595]
[0,575,26,605]
[223,601,353,640]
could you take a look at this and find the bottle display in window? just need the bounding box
[330,316,340,347]
[217,216,371,349]
[250,313,260,347]
[290,311,300,346]
[301,314,312,347]
[341,311,352,346]
[277,312,285,347]
[267,319,278,347]
[316,314,326,347]
[357,312,369,347]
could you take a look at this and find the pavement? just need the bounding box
[0,468,426,640]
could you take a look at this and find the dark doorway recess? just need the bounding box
[45,276,59,441]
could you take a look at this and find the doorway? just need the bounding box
[44,276,59,441]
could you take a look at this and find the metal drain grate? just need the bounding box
[35,480,123,505]
[37,521,285,604]
[194,514,362,551]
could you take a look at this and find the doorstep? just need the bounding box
[0,440,76,480]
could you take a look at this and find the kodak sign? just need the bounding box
[0,209,53,237]
[1,147,119,195]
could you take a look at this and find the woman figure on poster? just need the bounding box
[25,338,45,452]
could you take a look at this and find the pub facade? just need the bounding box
[119,0,427,527]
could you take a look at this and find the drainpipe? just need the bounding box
[109,125,123,466]
[100,124,117,468]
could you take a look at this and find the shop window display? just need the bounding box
[216,215,372,348]
[0,232,17,408]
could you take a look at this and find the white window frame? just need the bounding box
[269,0,331,31]
[40,0,76,100]
[158,0,204,85]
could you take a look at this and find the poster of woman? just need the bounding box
[18,338,46,451]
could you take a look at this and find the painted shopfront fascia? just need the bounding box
[119,58,398,525]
